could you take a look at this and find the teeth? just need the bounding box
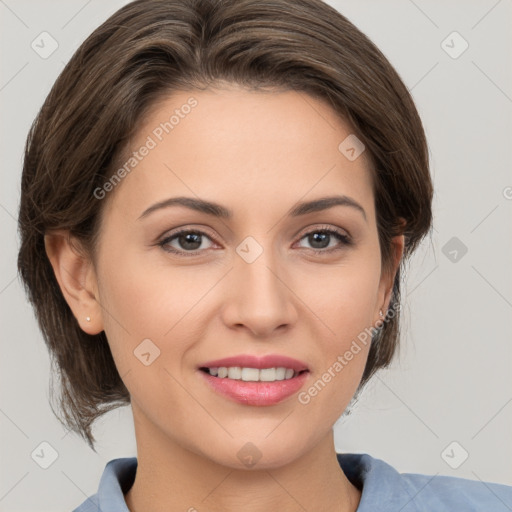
[207,366,301,382]
[227,367,242,379]
[241,367,260,381]
[259,368,276,381]
[275,367,286,380]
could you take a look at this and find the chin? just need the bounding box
[198,433,310,471]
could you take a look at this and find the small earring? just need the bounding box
[86,316,91,322]
[379,310,384,318]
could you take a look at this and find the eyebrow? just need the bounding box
[137,195,367,222]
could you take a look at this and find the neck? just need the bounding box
[124,411,361,512]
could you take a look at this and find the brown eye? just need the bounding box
[296,228,352,254]
[158,229,215,256]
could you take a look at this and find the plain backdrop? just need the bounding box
[1,0,511,510]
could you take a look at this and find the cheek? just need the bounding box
[308,251,381,336]
[302,250,380,393]
[95,246,214,365]
[94,253,198,411]
[297,263,377,421]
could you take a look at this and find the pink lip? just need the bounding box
[198,354,310,406]
[199,370,309,406]
[199,354,309,372]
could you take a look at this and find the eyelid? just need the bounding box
[294,223,351,241]
[158,225,218,242]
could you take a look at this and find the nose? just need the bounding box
[220,244,298,338]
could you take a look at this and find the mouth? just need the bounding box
[199,366,309,382]
[197,354,310,406]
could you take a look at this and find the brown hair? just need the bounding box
[17,0,433,450]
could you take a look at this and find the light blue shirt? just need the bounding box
[73,453,512,511]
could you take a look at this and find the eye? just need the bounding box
[295,226,352,254]
[157,225,352,257]
[158,228,216,256]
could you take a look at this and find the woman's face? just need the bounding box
[90,84,402,468]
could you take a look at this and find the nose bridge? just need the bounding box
[227,234,296,333]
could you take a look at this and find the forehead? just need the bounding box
[102,86,375,224]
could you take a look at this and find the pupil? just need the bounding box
[310,232,328,249]
[180,233,201,250]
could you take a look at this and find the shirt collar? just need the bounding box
[96,457,137,512]
[337,453,421,512]
[84,453,421,512]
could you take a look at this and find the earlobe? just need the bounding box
[44,230,103,335]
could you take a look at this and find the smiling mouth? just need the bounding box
[199,366,309,382]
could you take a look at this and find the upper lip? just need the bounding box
[199,354,309,372]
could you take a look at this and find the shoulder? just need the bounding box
[337,452,512,512]
[72,495,100,512]
[401,470,512,511]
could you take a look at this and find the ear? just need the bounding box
[44,230,104,335]
[374,223,406,325]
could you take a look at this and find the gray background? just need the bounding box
[1,0,511,510]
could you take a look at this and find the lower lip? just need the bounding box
[199,370,309,406]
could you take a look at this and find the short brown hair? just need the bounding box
[17,0,433,450]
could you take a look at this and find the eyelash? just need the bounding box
[157,225,353,257]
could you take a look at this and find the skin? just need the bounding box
[45,84,404,512]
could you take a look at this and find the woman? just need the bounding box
[17,0,512,511]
